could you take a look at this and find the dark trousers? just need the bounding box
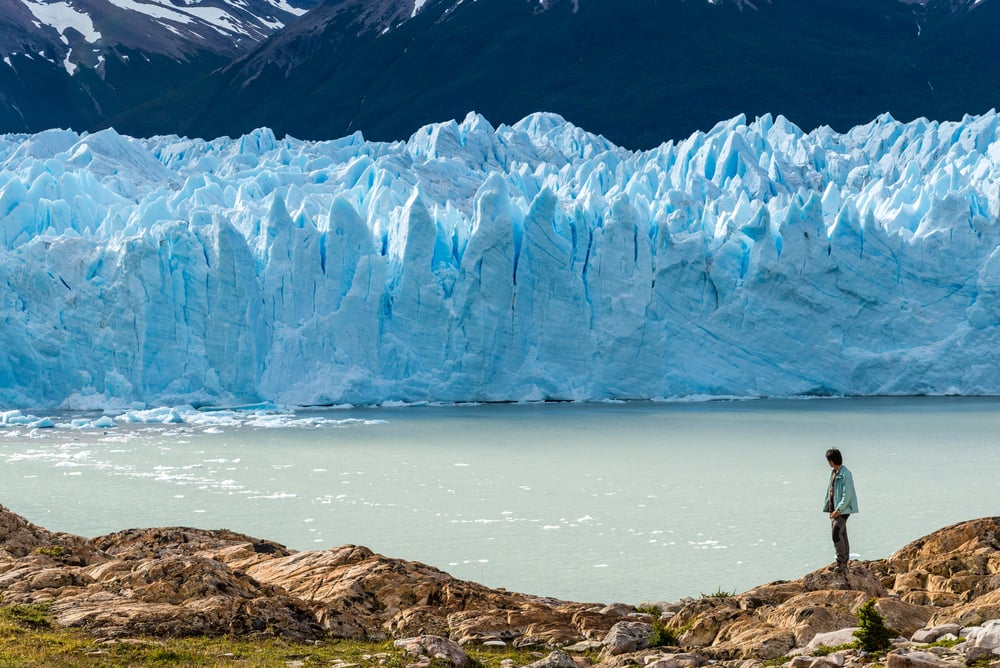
[832,514,850,567]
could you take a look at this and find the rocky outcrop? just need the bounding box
[0,504,637,643]
[3,504,1000,668]
[657,517,1000,660]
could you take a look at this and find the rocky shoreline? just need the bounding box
[2,506,1000,668]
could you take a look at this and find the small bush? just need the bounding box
[925,636,964,648]
[35,545,66,559]
[853,598,895,653]
[0,603,53,629]
[648,618,678,648]
[700,588,734,598]
[811,642,855,656]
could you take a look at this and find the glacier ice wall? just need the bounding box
[3,110,1000,408]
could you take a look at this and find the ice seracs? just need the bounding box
[2,110,1000,408]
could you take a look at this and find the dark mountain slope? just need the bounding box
[109,0,980,148]
[0,0,319,134]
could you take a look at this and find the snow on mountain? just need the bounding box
[2,0,318,73]
[3,110,1000,409]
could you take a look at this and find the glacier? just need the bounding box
[2,110,1000,409]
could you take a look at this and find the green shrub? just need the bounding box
[35,545,66,559]
[0,603,53,629]
[853,598,895,653]
[648,618,678,648]
[700,588,734,598]
[926,636,964,648]
[811,642,855,656]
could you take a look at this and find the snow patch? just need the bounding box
[23,0,102,44]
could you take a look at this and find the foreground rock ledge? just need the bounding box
[2,506,1000,664]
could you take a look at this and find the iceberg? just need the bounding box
[2,110,1000,409]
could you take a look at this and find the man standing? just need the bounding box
[824,448,858,572]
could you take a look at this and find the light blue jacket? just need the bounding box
[824,465,859,515]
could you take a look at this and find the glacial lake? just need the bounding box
[1,397,997,605]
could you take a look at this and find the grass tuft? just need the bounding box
[0,608,547,668]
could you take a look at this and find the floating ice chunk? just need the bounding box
[0,411,53,428]
[121,406,194,424]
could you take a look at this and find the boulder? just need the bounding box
[765,591,867,645]
[563,640,604,653]
[803,628,860,652]
[800,564,887,598]
[964,647,1000,664]
[523,650,578,668]
[394,635,470,667]
[669,598,744,647]
[911,624,961,644]
[971,620,1000,650]
[602,620,653,656]
[712,625,797,660]
[874,598,934,638]
[643,653,708,668]
[886,650,960,668]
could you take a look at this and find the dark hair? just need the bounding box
[825,448,843,466]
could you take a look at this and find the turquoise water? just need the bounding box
[1,397,998,604]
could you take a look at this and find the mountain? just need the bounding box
[105,0,1000,149]
[0,0,319,133]
[3,109,1000,408]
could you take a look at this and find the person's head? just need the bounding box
[826,448,843,466]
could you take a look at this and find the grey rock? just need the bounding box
[804,628,860,652]
[644,653,707,668]
[563,640,604,653]
[394,635,471,668]
[602,620,654,656]
[972,620,1000,650]
[809,658,843,668]
[912,624,961,644]
[885,650,956,668]
[964,647,998,663]
[523,650,578,668]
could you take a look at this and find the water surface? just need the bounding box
[1,397,997,603]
